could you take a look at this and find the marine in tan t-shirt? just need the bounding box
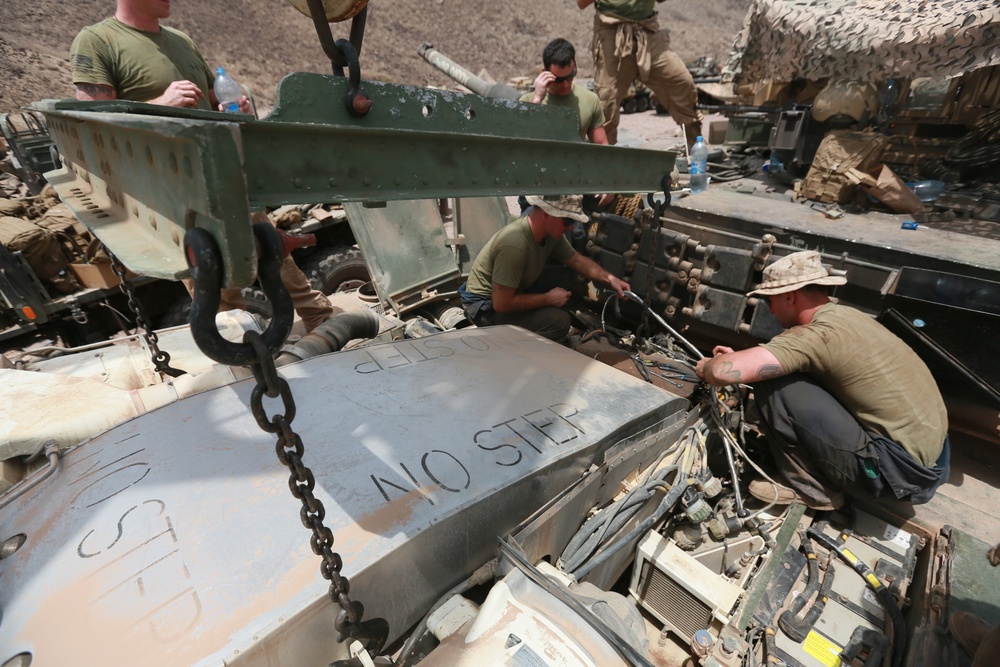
[763,302,947,466]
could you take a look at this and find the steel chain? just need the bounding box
[107,247,186,377]
[641,206,661,335]
[244,330,388,660]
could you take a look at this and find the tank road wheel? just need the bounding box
[304,245,371,294]
[622,98,638,115]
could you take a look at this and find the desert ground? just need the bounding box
[0,0,751,113]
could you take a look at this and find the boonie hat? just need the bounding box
[747,250,847,296]
[525,195,589,223]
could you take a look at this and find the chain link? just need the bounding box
[107,247,186,377]
[245,329,387,657]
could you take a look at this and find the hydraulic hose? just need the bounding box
[560,466,679,573]
[778,532,819,642]
[571,477,692,579]
[621,290,704,361]
[807,527,906,667]
[779,534,836,643]
[276,309,380,365]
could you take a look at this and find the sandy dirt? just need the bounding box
[0,0,750,113]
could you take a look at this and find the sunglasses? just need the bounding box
[552,68,577,84]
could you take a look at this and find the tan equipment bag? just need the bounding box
[0,215,70,281]
[802,131,888,204]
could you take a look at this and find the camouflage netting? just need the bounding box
[724,0,1000,84]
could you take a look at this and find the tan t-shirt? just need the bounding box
[763,303,947,466]
[466,217,575,297]
[520,84,606,141]
[70,18,215,111]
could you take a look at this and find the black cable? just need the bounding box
[945,106,1000,171]
[807,527,907,667]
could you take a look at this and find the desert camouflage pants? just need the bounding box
[183,212,335,332]
[183,253,335,332]
[591,12,700,145]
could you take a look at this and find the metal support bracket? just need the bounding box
[37,73,674,288]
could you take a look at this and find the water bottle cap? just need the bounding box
[696,136,704,142]
[215,67,226,76]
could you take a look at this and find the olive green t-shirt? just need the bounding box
[466,217,575,297]
[762,303,947,466]
[70,18,215,111]
[595,0,662,21]
[520,84,606,140]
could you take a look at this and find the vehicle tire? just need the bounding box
[157,293,192,328]
[622,98,638,115]
[636,95,649,113]
[239,287,273,320]
[303,245,370,294]
[654,100,668,115]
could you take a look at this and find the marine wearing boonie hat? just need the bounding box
[747,250,846,297]
[524,195,590,223]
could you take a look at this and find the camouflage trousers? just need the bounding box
[183,253,335,333]
[183,212,335,332]
[591,12,700,145]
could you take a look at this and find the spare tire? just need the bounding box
[302,245,370,294]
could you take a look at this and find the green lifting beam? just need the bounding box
[37,73,675,289]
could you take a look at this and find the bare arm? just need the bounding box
[75,83,117,101]
[147,80,205,108]
[492,283,569,313]
[577,0,595,8]
[563,252,629,296]
[588,125,609,145]
[695,345,786,386]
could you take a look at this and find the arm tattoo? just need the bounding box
[715,361,741,384]
[75,83,116,101]
[757,364,784,380]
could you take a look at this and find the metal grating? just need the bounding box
[639,560,713,638]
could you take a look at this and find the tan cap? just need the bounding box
[524,195,589,223]
[747,250,846,296]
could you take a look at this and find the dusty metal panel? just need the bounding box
[0,326,681,666]
[344,199,458,308]
[452,197,513,277]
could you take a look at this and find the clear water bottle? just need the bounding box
[214,67,242,113]
[689,136,709,194]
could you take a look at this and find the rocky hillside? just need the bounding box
[0,0,750,113]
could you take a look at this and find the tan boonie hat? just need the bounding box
[747,250,847,296]
[525,195,589,223]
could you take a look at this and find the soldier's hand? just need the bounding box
[532,71,556,103]
[547,287,572,307]
[153,80,205,108]
[608,277,629,298]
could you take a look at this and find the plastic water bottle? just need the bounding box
[764,152,784,175]
[689,136,709,194]
[214,67,242,113]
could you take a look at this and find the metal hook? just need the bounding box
[184,223,294,366]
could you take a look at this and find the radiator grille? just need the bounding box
[638,560,713,638]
